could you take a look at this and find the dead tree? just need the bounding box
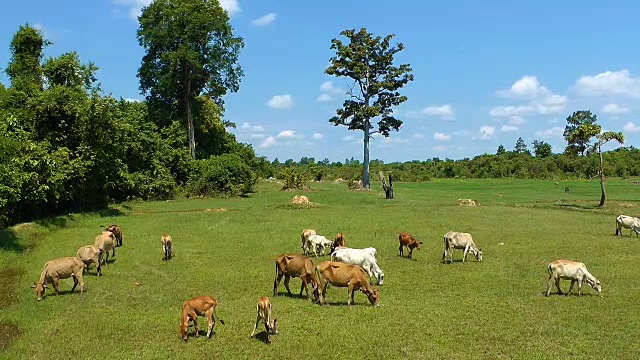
[379,171,394,199]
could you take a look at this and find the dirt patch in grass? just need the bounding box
[0,268,24,309]
[0,322,21,351]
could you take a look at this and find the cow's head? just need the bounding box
[376,271,385,286]
[411,241,423,250]
[587,278,602,294]
[270,319,278,334]
[366,288,380,307]
[180,321,189,341]
[475,248,483,262]
[31,282,47,301]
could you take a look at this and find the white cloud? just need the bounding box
[251,13,277,27]
[508,116,527,125]
[433,132,452,141]
[316,94,333,102]
[623,122,640,133]
[422,104,455,119]
[411,133,425,139]
[320,81,342,94]
[259,136,277,149]
[501,125,518,132]
[218,0,241,16]
[249,133,265,139]
[240,122,264,132]
[534,127,564,139]
[266,95,293,109]
[342,135,355,142]
[113,0,239,21]
[312,133,323,140]
[479,126,495,139]
[602,103,630,115]
[277,130,296,139]
[491,76,568,117]
[575,70,640,98]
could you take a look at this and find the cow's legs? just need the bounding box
[463,246,469,263]
[398,243,403,257]
[554,278,563,295]
[52,277,60,295]
[347,284,355,305]
[273,273,283,296]
[70,274,78,293]
[249,315,261,338]
[577,279,583,296]
[409,248,413,259]
[545,276,554,296]
[192,315,199,337]
[206,309,215,338]
[567,280,575,296]
[283,275,292,295]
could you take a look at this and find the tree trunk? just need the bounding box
[598,143,606,206]
[362,126,370,189]
[184,66,196,160]
[379,171,393,199]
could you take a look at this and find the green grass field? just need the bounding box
[2,178,640,359]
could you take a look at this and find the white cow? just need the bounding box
[304,235,333,257]
[330,247,384,285]
[615,215,640,237]
[545,260,602,296]
[442,231,483,264]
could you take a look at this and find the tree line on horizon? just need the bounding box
[0,0,632,228]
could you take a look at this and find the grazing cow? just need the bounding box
[330,233,347,254]
[315,261,380,306]
[398,232,423,259]
[300,229,316,253]
[161,234,173,260]
[94,231,116,265]
[615,215,640,237]
[273,254,320,301]
[330,247,384,285]
[179,296,224,341]
[545,260,602,297]
[101,224,123,247]
[304,234,333,257]
[76,245,103,276]
[442,231,483,263]
[31,257,85,301]
[250,296,278,343]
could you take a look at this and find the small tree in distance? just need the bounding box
[325,28,414,189]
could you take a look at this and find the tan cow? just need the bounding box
[398,232,423,259]
[94,231,116,265]
[161,234,173,260]
[273,254,320,301]
[101,224,123,247]
[330,232,347,254]
[250,296,278,343]
[179,296,224,341]
[300,229,316,254]
[315,261,380,306]
[546,260,602,297]
[615,215,640,237]
[31,257,85,301]
[76,245,103,276]
[443,231,483,263]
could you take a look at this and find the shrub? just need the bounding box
[279,167,308,190]
[186,154,256,196]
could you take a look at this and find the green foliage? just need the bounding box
[532,140,552,158]
[186,154,256,197]
[564,110,601,156]
[325,28,414,188]
[514,137,528,154]
[6,24,49,101]
[496,145,506,155]
[279,167,308,190]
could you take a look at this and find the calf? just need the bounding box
[330,247,384,285]
[300,229,316,253]
[250,296,278,343]
[94,231,116,265]
[615,215,640,237]
[315,261,380,306]
[76,245,103,276]
[304,234,332,257]
[545,260,602,296]
[101,224,123,247]
[179,296,224,341]
[330,233,347,254]
[442,231,483,263]
[31,257,85,301]
[273,254,320,301]
[398,232,423,259]
[161,234,173,260]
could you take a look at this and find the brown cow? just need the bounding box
[179,296,224,341]
[273,254,320,301]
[315,261,380,306]
[398,232,423,259]
[161,234,173,260]
[94,231,116,265]
[76,245,103,276]
[31,257,86,301]
[250,296,278,343]
[330,232,347,254]
[101,224,123,247]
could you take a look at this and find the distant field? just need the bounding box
[2,178,640,359]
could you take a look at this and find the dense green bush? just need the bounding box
[186,154,256,197]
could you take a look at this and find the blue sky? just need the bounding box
[1,1,640,163]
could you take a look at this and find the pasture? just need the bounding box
[2,178,640,359]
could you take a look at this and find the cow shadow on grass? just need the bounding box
[252,331,273,344]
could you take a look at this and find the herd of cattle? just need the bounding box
[29,213,640,342]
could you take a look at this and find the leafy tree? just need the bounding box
[325,28,414,188]
[564,110,600,156]
[137,0,244,160]
[532,140,552,158]
[593,131,624,206]
[6,24,49,104]
[496,145,506,155]
[514,137,528,154]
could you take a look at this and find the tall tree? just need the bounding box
[137,0,244,160]
[325,28,414,189]
[593,131,625,206]
[496,145,506,155]
[532,140,552,158]
[564,110,599,156]
[6,24,49,108]
[514,137,528,154]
